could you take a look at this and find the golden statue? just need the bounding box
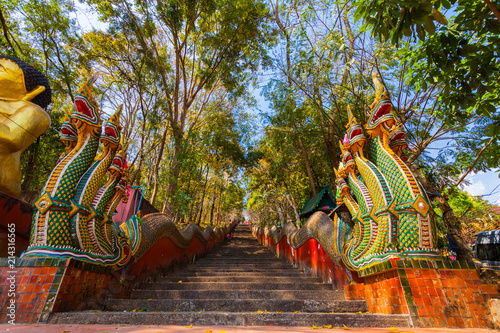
[0,55,51,198]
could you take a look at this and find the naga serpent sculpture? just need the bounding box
[24,77,234,269]
[26,78,134,268]
[334,73,440,270]
[254,73,440,272]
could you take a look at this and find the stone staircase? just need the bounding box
[49,224,411,327]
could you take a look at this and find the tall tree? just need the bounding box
[85,0,273,210]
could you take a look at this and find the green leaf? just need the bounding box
[440,0,452,10]
[424,16,436,35]
[416,24,426,40]
[432,8,448,25]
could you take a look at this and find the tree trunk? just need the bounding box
[165,137,183,213]
[196,166,210,225]
[209,192,216,227]
[151,126,169,206]
[294,126,317,196]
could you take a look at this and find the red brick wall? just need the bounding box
[345,260,500,328]
[0,258,72,323]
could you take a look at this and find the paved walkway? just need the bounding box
[0,324,497,332]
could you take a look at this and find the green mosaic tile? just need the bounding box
[444,259,452,269]
[396,260,405,268]
[451,261,460,269]
[403,286,412,296]
[420,260,430,269]
[467,261,477,269]
[35,258,45,266]
[52,275,62,284]
[406,296,416,307]
[51,258,60,266]
[38,312,50,323]
[26,259,35,267]
[459,261,469,269]
[436,260,444,269]
[43,258,53,266]
[398,269,408,278]
[42,303,52,313]
[404,260,412,268]
[0,258,7,266]
[45,292,57,304]
[408,305,419,316]
[55,267,65,275]
[400,277,410,287]
[49,283,59,293]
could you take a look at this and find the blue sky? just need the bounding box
[463,170,500,205]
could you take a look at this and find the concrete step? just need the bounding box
[176,268,302,273]
[139,281,333,290]
[156,276,323,283]
[165,270,307,277]
[191,263,294,269]
[103,299,367,313]
[49,311,411,327]
[194,260,287,265]
[130,289,345,300]
[197,257,279,262]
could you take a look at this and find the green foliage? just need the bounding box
[434,188,500,244]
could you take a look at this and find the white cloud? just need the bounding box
[464,180,486,196]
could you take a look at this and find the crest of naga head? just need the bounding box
[365,73,396,137]
[70,76,101,128]
[102,105,122,145]
[115,171,129,199]
[389,123,408,157]
[59,113,78,144]
[334,166,350,197]
[339,139,355,173]
[345,105,366,150]
[109,148,127,174]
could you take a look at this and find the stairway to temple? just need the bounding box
[49,224,411,327]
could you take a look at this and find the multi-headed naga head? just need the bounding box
[109,148,127,176]
[59,113,78,153]
[366,73,396,138]
[102,105,122,147]
[334,166,350,198]
[116,160,129,204]
[70,77,101,135]
[339,138,356,174]
[345,105,366,153]
[388,123,408,158]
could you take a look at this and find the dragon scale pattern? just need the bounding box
[352,156,392,252]
[368,136,432,249]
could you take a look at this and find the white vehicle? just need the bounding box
[472,230,500,269]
